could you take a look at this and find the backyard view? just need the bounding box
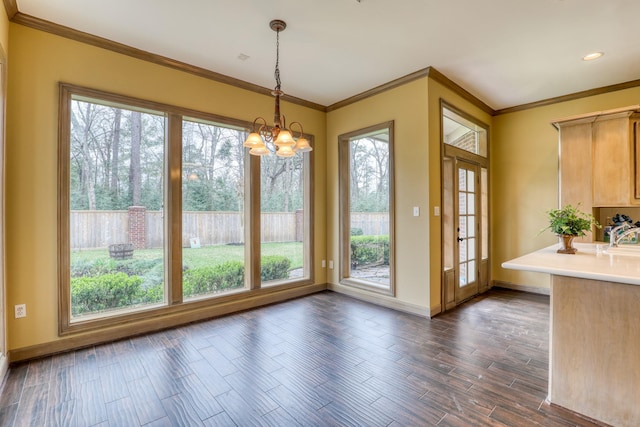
[347,127,391,287]
[67,93,389,320]
[68,96,309,319]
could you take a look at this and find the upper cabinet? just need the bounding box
[554,106,640,208]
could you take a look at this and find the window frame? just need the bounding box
[58,83,314,335]
[338,121,395,296]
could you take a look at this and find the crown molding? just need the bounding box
[326,67,494,115]
[10,11,326,112]
[495,78,640,115]
[426,67,494,115]
[2,0,17,20]
[326,68,431,112]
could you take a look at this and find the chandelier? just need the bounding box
[243,19,312,158]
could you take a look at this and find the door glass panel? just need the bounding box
[467,194,475,218]
[467,215,475,237]
[459,193,467,215]
[459,263,467,287]
[459,168,466,191]
[181,118,246,300]
[468,260,476,282]
[456,162,479,292]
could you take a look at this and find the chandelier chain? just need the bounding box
[274,28,281,91]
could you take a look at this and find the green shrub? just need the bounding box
[261,255,291,281]
[71,272,147,316]
[71,258,118,278]
[140,261,166,289]
[350,235,389,267]
[70,257,163,278]
[183,261,244,298]
[114,258,163,276]
[350,228,364,236]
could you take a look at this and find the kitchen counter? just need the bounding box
[502,242,640,286]
[503,242,640,427]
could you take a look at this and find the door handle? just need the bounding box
[457,237,464,242]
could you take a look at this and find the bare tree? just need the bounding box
[110,108,121,195]
[129,111,142,206]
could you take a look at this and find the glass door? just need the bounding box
[455,160,480,303]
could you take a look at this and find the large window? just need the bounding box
[181,118,248,299]
[339,122,394,294]
[59,84,313,333]
[67,98,167,320]
[260,153,310,286]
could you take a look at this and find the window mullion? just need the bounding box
[247,153,261,289]
[167,113,183,304]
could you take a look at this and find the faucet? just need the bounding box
[609,223,640,247]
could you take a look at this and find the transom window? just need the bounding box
[443,107,487,157]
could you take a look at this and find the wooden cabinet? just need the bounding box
[555,107,640,213]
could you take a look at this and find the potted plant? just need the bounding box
[542,204,601,254]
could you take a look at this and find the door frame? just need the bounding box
[440,101,490,313]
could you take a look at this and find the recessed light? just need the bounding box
[582,52,604,61]
[237,53,250,61]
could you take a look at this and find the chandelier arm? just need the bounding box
[289,121,304,138]
[251,117,268,131]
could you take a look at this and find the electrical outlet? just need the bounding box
[322,260,326,268]
[15,304,26,319]
[329,260,334,269]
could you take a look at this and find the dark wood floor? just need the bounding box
[0,288,603,427]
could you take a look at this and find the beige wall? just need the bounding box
[5,24,326,351]
[326,79,431,312]
[325,76,492,315]
[491,86,640,289]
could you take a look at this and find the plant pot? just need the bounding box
[557,235,577,254]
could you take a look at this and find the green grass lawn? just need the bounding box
[71,242,304,270]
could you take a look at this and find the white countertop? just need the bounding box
[502,242,640,286]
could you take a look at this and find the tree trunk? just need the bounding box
[81,103,97,210]
[111,108,121,195]
[129,111,142,206]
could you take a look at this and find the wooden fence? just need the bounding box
[71,210,388,250]
[350,212,390,235]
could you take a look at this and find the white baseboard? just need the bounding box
[492,280,550,295]
[327,282,431,318]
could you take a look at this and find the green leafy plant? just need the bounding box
[71,272,151,316]
[183,261,245,298]
[261,255,291,282]
[350,235,390,266]
[542,204,601,237]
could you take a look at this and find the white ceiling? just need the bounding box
[15,0,640,110]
